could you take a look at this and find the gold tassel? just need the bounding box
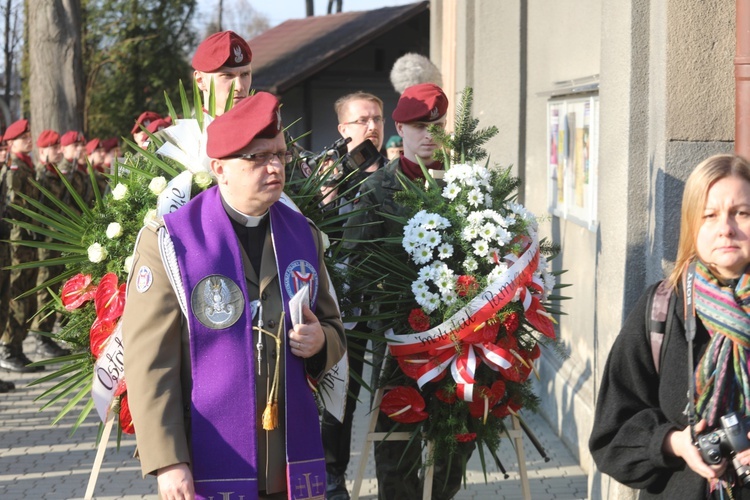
[262,402,278,430]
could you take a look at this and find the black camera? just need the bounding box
[697,412,750,485]
[299,138,381,182]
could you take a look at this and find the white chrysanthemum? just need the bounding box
[486,248,501,265]
[487,263,509,285]
[467,212,484,225]
[87,243,108,263]
[484,193,493,207]
[467,188,483,207]
[422,213,442,229]
[412,210,428,223]
[412,279,429,295]
[437,243,454,259]
[473,239,489,257]
[436,275,456,295]
[106,222,123,239]
[479,223,496,241]
[418,266,435,281]
[425,293,441,313]
[403,237,419,253]
[495,226,512,246]
[455,204,468,216]
[413,245,433,265]
[443,289,458,306]
[112,183,128,200]
[462,225,479,240]
[423,230,441,248]
[464,257,478,272]
[442,183,461,200]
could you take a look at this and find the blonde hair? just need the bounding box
[334,92,383,123]
[668,153,750,288]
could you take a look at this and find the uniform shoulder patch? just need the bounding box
[135,266,153,293]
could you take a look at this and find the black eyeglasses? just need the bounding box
[342,116,385,127]
[226,151,294,165]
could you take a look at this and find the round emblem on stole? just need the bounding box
[135,266,153,293]
[283,259,319,304]
[191,275,245,329]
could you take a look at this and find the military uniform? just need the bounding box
[0,152,41,369]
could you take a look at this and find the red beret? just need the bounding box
[60,131,85,146]
[4,119,29,141]
[192,31,252,72]
[146,118,170,134]
[207,92,282,159]
[101,138,119,152]
[131,111,162,135]
[85,138,102,156]
[392,83,449,123]
[37,130,60,148]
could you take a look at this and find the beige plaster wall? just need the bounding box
[666,0,735,141]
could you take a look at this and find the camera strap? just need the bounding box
[683,260,699,442]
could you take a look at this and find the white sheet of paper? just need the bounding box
[289,284,309,326]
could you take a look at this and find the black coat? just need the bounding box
[589,282,749,499]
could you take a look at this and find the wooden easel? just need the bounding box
[351,357,531,500]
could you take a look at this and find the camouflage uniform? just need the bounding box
[58,158,94,212]
[30,164,67,337]
[342,157,473,500]
[0,153,41,364]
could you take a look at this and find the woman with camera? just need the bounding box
[590,153,750,498]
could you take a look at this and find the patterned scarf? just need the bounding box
[693,261,750,426]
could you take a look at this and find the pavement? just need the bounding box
[0,337,588,499]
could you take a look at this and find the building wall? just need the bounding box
[432,0,736,496]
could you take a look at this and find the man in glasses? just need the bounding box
[123,92,346,500]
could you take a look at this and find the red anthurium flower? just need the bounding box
[455,432,477,442]
[61,273,98,311]
[462,319,500,344]
[436,387,458,404]
[468,382,505,418]
[90,317,116,359]
[380,386,428,423]
[408,308,431,332]
[495,334,518,353]
[95,273,127,322]
[456,275,478,297]
[491,402,510,418]
[528,343,541,360]
[525,296,556,339]
[119,394,135,434]
[396,352,431,381]
[500,356,533,383]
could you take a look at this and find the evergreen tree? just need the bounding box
[82,0,197,139]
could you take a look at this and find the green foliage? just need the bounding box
[82,0,198,139]
[431,87,499,165]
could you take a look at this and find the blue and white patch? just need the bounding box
[135,266,153,293]
[191,275,244,329]
[284,259,318,304]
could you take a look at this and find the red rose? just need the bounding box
[380,386,429,423]
[456,275,478,297]
[408,308,431,332]
[455,432,477,443]
[61,273,98,311]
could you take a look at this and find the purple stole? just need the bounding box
[163,186,326,500]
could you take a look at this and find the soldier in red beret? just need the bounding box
[59,130,95,209]
[85,138,109,196]
[342,83,474,499]
[101,137,120,172]
[0,119,44,372]
[30,130,71,359]
[0,130,14,389]
[122,92,345,500]
[131,111,163,148]
[192,30,253,118]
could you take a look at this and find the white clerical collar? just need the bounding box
[222,197,268,227]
